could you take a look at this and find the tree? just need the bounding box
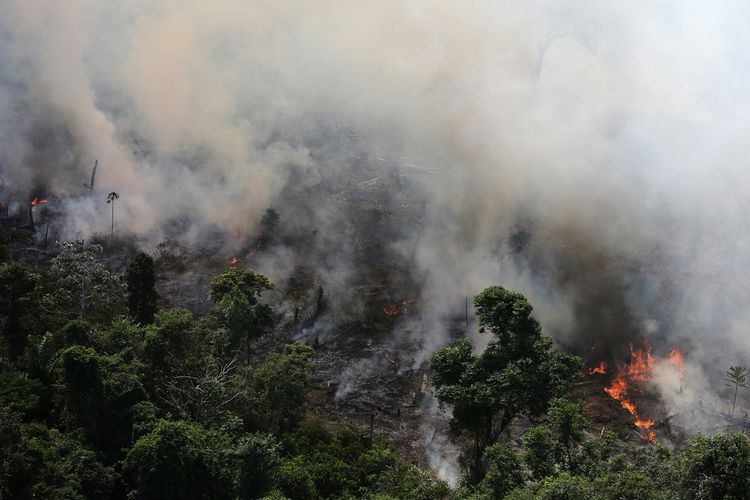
[524,425,555,480]
[123,420,232,500]
[478,443,525,498]
[673,432,750,499]
[725,366,747,417]
[244,343,314,433]
[159,353,243,426]
[106,192,119,244]
[0,262,40,361]
[233,433,281,499]
[547,397,588,469]
[44,241,123,320]
[126,252,158,325]
[209,267,275,303]
[430,285,581,483]
[209,268,276,355]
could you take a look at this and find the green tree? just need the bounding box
[524,425,556,480]
[0,262,41,361]
[209,267,275,303]
[209,268,276,355]
[2,420,114,500]
[123,420,232,500]
[547,397,588,469]
[58,345,146,459]
[244,342,314,433]
[478,443,525,498]
[534,472,594,499]
[126,252,158,325]
[725,366,747,417]
[673,432,750,499]
[233,433,281,499]
[44,241,123,320]
[592,470,666,500]
[430,285,580,483]
[143,309,200,399]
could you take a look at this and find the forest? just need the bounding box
[1,235,748,499]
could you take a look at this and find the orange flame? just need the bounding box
[634,417,655,428]
[599,343,686,444]
[383,299,417,316]
[664,348,686,380]
[588,361,607,375]
[31,197,48,206]
[229,256,239,266]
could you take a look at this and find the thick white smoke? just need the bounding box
[2,0,750,470]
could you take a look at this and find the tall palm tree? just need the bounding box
[725,366,748,417]
[107,191,119,244]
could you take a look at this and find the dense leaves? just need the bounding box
[2,245,750,499]
[126,252,158,325]
[431,285,581,482]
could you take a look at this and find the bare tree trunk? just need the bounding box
[110,201,115,245]
[733,382,739,417]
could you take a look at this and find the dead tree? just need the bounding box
[84,160,97,192]
[159,353,243,426]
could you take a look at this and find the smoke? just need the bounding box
[2,0,750,465]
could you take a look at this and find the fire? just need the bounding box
[588,361,607,375]
[664,348,686,380]
[597,344,687,444]
[31,197,48,206]
[229,256,239,265]
[634,417,655,428]
[246,238,263,258]
[383,299,417,316]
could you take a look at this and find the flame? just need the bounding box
[664,348,686,380]
[229,256,239,265]
[246,238,263,258]
[588,361,607,375]
[598,343,686,444]
[634,417,655,428]
[31,197,48,206]
[383,299,417,316]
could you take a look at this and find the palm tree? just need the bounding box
[725,366,748,417]
[106,192,119,244]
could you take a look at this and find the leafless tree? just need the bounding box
[159,352,244,426]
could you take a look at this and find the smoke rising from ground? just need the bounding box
[2,0,750,451]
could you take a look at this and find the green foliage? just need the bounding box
[44,240,124,320]
[209,267,275,303]
[0,261,41,361]
[123,419,232,500]
[244,342,315,433]
[2,417,114,500]
[592,470,665,500]
[233,432,281,499]
[533,472,594,499]
[209,268,276,354]
[431,285,581,483]
[477,443,525,498]
[7,257,750,500]
[0,369,44,415]
[524,425,556,480]
[547,397,588,468]
[672,431,750,499]
[280,416,448,500]
[126,251,159,325]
